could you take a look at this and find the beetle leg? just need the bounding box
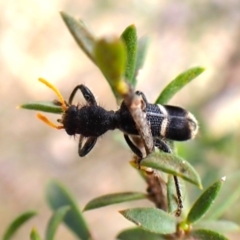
[154,138,183,217]
[154,138,172,153]
[124,134,143,158]
[135,90,148,104]
[78,136,98,157]
[69,84,97,106]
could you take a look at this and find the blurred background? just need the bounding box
[1,0,240,239]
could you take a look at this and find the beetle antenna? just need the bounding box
[38,78,67,111]
[36,78,66,130]
[37,113,64,130]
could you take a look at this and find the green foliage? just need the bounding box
[19,101,62,114]
[141,151,202,188]
[120,208,177,234]
[46,180,92,240]
[45,206,70,240]
[120,25,138,86]
[155,67,205,105]
[14,11,240,240]
[186,178,224,224]
[117,228,164,240]
[3,211,37,240]
[83,192,147,211]
[30,229,42,240]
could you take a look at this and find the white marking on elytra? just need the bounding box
[157,104,168,116]
[186,112,199,138]
[157,104,168,137]
[160,118,168,137]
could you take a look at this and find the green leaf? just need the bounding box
[120,207,177,234]
[94,37,127,99]
[45,206,70,240]
[117,227,164,240]
[155,67,205,104]
[186,178,224,224]
[121,25,137,85]
[30,228,42,240]
[186,229,229,240]
[195,220,239,234]
[46,180,92,240]
[140,151,202,188]
[206,171,240,220]
[19,101,63,114]
[84,192,146,211]
[60,11,96,62]
[132,36,149,87]
[3,210,37,240]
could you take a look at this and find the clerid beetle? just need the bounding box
[37,78,198,158]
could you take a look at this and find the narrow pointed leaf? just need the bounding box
[141,151,202,188]
[94,37,128,98]
[206,171,240,220]
[195,220,240,234]
[132,36,149,87]
[186,229,229,240]
[19,101,63,114]
[155,67,205,104]
[30,229,42,240]
[121,25,137,85]
[83,192,147,211]
[45,206,70,240]
[46,180,92,240]
[117,227,164,240]
[60,12,96,62]
[187,178,224,224]
[120,207,177,234]
[3,211,37,240]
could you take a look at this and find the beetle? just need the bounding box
[37,78,198,158]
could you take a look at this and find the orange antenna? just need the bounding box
[38,78,67,111]
[37,78,67,130]
[37,113,64,130]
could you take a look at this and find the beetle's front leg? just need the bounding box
[78,136,98,157]
[69,84,97,106]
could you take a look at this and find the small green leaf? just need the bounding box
[3,210,37,240]
[45,206,70,240]
[206,171,240,220]
[141,151,202,188]
[60,12,96,62]
[186,229,229,240]
[132,36,149,87]
[195,220,240,234]
[46,180,92,240]
[19,101,63,114]
[117,227,164,240]
[187,178,224,224]
[30,228,42,240]
[121,25,137,85]
[120,207,177,234]
[155,67,205,104]
[83,192,147,211]
[94,37,127,99]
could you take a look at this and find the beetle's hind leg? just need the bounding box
[69,84,97,106]
[154,138,183,217]
[124,134,143,159]
[154,138,172,153]
[78,136,98,157]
